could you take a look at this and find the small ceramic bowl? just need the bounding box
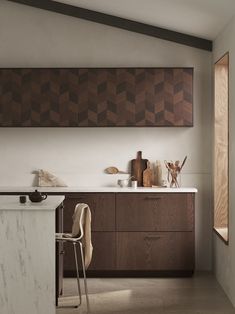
[117,179,130,187]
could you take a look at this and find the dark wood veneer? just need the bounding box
[63,232,116,272]
[0,68,193,127]
[89,232,116,270]
[63,193,116,272]
[116,193,194,231]
[63,193,115,232]
[117,232,194,270]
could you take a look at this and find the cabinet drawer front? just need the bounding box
[117,232,194,270]
[63,193,115,232]
[64,232,116,272]
[89,232,116,270]
[116,193,194,231]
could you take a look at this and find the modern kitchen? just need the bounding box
[0,1,235,314]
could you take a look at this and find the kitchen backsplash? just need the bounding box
[0,127,208,187]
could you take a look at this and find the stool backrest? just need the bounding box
[71,203,87,239]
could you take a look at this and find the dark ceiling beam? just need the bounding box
[7,0,213,51]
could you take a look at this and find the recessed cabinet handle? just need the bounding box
[67,196,86,199]
[144,197,162,200]
[144,236,162,240]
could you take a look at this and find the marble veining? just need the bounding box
[0,195,65,210]
[0,196,64,314]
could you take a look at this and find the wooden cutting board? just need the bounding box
[131,151,148,187]
[143,161,153,187]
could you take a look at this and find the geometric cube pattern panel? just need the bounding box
[0,68,193,127]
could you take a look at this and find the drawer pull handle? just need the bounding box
[67,196,86,200]
[144,236,162,240]
[145,197,162,200]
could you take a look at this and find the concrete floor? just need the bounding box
[56,272,235,314]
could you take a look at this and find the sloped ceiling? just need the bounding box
[54,0,235,40]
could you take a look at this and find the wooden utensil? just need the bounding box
[179,156,187,172]
[105,167,128,174]
[143,161,153,187]
[131,151,148,187]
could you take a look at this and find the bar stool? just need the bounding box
[56,204,90,312]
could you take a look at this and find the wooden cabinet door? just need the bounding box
[63,193,115,232]
[64,232,116,273]
[0,68,193,127]
[89,232,116,270]
[63,193,116,274]
[116,193,194,231]
[117,232,194,270]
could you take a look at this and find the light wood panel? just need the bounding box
[214,53,229,236]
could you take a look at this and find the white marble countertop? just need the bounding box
[0,195,65,211]
[0,186,198,193]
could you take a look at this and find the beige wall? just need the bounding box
[213,15,235,306]
[0,0,212,270]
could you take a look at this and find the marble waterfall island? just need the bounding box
[0,195,64,314]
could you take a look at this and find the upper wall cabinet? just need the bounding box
[0,68,193,127]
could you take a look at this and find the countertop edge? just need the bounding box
[0,187,198,193]
[0,195,65,211]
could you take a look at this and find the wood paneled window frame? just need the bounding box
[213,52,229,244]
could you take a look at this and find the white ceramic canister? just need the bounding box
[131,180,138,188]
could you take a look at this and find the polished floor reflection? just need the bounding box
[56,272,235,314]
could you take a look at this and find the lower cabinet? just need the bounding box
[89,232,116,270]
[117,232,194,270]
[63,193,115,232]
[0,191,195,277]
[116,193,194,231]
[63,193,116,276]
[63,232,116,274]
[62,192,195,276]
